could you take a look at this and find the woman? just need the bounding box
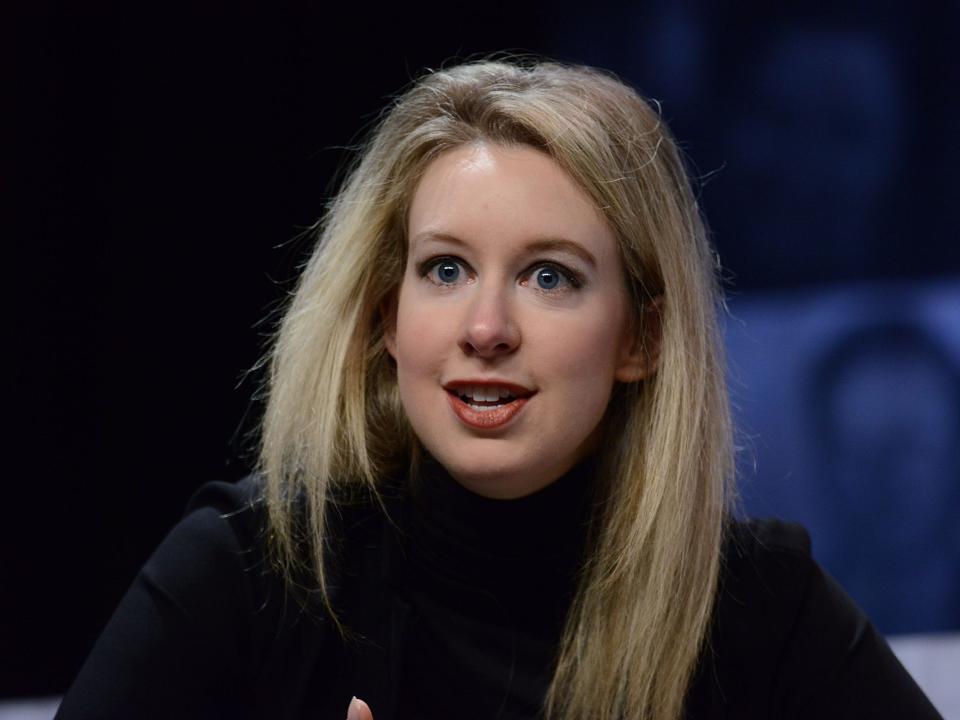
[57,58,940,720]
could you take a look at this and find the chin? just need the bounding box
[436,450,559,500]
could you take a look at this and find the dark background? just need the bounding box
[6,3,959,698]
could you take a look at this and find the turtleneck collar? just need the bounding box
[401,452,597,633]
[411,453,595,557]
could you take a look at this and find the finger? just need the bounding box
[346,695,373,720]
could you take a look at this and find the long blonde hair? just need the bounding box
[259,57,733,720]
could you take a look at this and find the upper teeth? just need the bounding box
[459,385,517,402]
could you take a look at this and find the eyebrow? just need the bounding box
[411,231,598,268]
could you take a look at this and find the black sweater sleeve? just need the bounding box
[55,480,265,720]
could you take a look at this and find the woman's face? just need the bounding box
[385,141,647,498]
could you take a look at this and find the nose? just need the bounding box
[458,283,520,358]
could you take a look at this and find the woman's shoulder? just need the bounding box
[133,475,279,660]
[58,474,383,719]
[175,474,385,563]
[185,473,265,516]
[692,518,815,708]
[144,475,269,601]
[718,517,816,617]
[688,517,940,719]
[56,476,276,718]
[170,473,387,603]
[726,516,812,556]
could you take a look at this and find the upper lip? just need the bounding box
[443,379,536,397]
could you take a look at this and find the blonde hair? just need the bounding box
[259,57,733,720]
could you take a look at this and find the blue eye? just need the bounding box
[529,264,579,292]
[535,266,561,289]
[424,258,464,285]
[436,261,460,283]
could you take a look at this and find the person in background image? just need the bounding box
[56,57,942,720]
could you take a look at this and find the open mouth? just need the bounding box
[443,382,535,429]
[448,385,521,411]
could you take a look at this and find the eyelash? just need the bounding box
[417,256,583,292]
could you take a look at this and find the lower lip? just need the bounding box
[446,391,530,430]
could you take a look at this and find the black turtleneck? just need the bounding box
[56,466,943,719]
[396,455,596,720]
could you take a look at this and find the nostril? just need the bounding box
[460,307,521,357]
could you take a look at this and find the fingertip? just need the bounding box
[347,695,373,720]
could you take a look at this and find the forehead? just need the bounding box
[407,142,620,265]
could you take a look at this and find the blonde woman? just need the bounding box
[58,58,939,720]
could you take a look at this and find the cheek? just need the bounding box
[394,301,453,378]
[541,301,626,377]
[533,313,623,405]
